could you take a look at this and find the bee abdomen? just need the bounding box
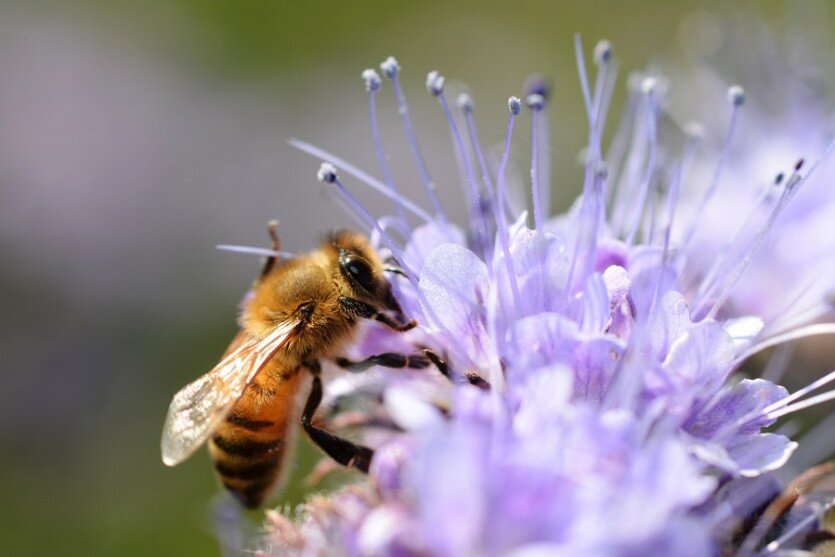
[219,475,276,508]
[211,434,286,508]
[214,456,280,480]
[225,412,274,432]
[209,365,301,508]
[212,434,283,457]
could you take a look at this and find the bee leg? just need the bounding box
[302,372,373,473]
[338,296,417,332]
[420,348,490,390]
[334,352,432,372]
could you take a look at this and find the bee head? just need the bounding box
[325,231,382,296]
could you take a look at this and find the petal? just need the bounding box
[685,378,789,438]
[384,384,446,431]
[727,433,798,477]
[581,272,610,333]
[492,226,569,317]
[662,320,736,394]
[419,243,492,365]
[405,219,466,269]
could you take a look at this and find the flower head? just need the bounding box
[254,35,835,556]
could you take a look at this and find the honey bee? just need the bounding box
[161,223,440,508]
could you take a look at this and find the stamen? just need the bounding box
[289,139,431,223]
[361,68,381,92]
[573,34,593,120]
[623,78,659,245]
[703,141,835,320]
[786,410,835,472]
[648,138,696,321]
[605,85,640,217]
[317,163,417,286]
[428,71,488,255]
[527,93,546,229]
[759,275,833,335]
[593,39,613,65]
[363,69,409,228]
[458,92,498,222]
[216,245,295,259]
[680,85,745,250]
[588,39,614,160]
[770,368,835,417]
[379,56,448,221]
[687,176,776,307]
[609,75,648,235]
[734,323,835,365]
[763,510,825,553]
[760,343,796,383]
[494,97,523,315]
[525,75,553,226]
[563,157,607,302]
[766,387,835,421]
[715,368,835,441]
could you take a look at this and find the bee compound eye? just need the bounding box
[340,251,376,293]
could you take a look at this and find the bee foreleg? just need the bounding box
[334,352,432,372]
[338,296,417,332]
[302,373,373,473]
[420,348,491,390]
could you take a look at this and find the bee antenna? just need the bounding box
[267,220,281,252]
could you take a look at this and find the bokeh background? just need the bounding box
[1,1,832,555]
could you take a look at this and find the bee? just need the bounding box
[161,223,440,508]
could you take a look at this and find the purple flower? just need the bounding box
[667,21,835,323]
[252,36,835,557]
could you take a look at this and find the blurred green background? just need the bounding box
[1,1,831,555]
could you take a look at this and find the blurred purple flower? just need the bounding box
[254,35,835,557]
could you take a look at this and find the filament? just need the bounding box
[365,73,410,228]
[290,138,432,223]
[382,58,448,220]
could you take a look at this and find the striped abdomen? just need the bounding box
[209,359,302,508]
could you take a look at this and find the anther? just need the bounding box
[426,71,445,97]
[593,39,613,65]
[524,74,551,101]
[317,162,338,184]
[627,71,645,93]
[641,77,658,96]
[362,69,381,92]
[795,158,805,172]
[457,93,474,114]
[380,56,400,79]
[774,172,785,185]
[508,96,522,115]
[526,93,545,111]
[684,121,705,141]
[727,85,746,106]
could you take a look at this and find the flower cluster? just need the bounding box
[252,39,835,556]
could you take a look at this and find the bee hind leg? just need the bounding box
[302,372,373,473]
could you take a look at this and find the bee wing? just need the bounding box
[161,320,299,466]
